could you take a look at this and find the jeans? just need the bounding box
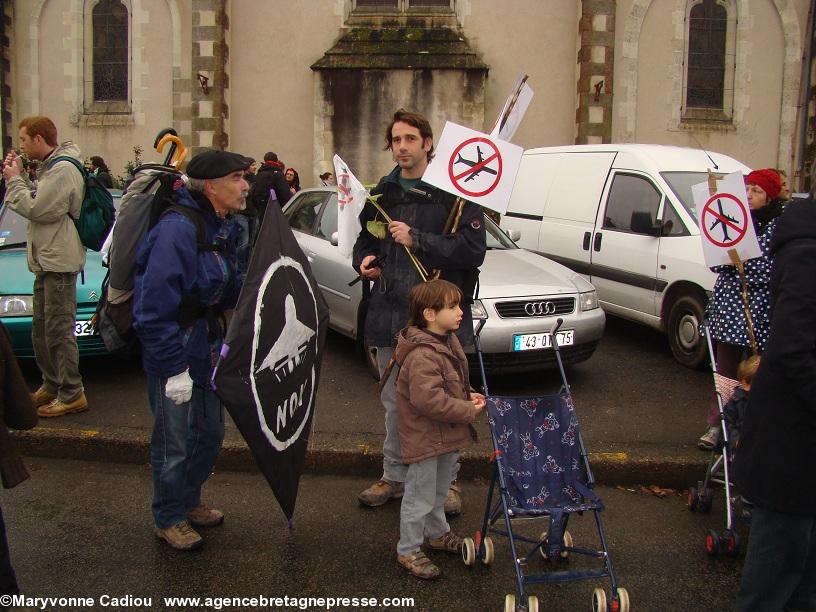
[397,451,458,556]
[147,375,224,529]
[376,346,460,485]
[32,272,82,402]
[736,505,816,611]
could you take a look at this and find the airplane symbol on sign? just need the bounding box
[708,199,739,242]
[455,146,498,182]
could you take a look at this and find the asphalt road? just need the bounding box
[4,457,743,612]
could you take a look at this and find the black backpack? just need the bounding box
[93,165,221,356]
[48,156,115,251]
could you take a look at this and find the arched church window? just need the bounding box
[683,0,736,122]
[92,0,128,102]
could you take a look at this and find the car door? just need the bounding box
[589,172,662,318]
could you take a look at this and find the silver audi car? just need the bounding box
[281,188,605,374]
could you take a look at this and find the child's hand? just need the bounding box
[472,394,486,412]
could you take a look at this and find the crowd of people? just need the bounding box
[0,111,814,609]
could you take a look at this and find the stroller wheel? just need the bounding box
[481,536,495,565]
[592,587,608,612]
[527,595,539,612]
[462,537,476,566]
[723,529,742,557]
[615,587,630,612]
[697,490,713,513]
[705,529,720,557]
[538,530,572,559]
[687,486,699,511]
[504,594,515,612]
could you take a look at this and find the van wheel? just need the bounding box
[667,294,706,369]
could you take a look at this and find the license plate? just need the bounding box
[74,320,95,337]
[513,330,575,351]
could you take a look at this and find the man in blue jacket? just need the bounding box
[134,149,250,550]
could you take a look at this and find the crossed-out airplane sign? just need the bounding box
[691,171,762,267]
[422,122,523,214]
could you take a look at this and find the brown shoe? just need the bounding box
[37,393,88,418]
[444,484,462,517]
[187,504,224,528]
[358,480,404,507]
[397,550,440,580]
[424,530,464,554]
[30,387,56,407]
[155,521,203,550]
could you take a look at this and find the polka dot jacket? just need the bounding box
[705,217,779,350]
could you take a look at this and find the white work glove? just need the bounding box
[165,369,194,405]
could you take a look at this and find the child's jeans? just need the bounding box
[397,451,459,556]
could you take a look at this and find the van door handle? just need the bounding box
[582,232,591,251]
[593,232,603,252]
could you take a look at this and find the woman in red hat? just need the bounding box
[698,168,784,450]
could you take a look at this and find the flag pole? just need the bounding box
[367,197,429,282]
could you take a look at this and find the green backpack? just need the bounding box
[48,156,116,251]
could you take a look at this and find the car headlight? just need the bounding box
[0,295,34,317]
[470,299,488,320]
[579,290,599,311]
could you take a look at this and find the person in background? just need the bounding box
[320,171,336,187]
[89,156,113,188]
[733,168,816,612]
[133,149,250,550]
[698,169,783,450]
[285,167,301,194]
[773,169,792,202]
[248,151,291,227]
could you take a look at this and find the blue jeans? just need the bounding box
[148,375,225,529]
[737,505,816,611]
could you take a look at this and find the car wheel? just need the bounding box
[667,293,707,369]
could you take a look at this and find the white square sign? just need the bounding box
[692,171,762,267]
[422,121,523,214]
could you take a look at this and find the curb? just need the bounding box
[16,426,710,491]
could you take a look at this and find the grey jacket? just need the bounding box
[3,141,86,273]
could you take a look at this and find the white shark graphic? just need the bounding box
[255,294,316,382]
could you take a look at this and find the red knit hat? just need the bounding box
[745,169,782,200]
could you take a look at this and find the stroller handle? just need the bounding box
[550,317,564,336]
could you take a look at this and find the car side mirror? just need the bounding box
[506,229,521,242]
[659,219,674,236]
[330,231,339,246]
[630,211,661,236]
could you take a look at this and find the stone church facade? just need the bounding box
[1,0,812,189]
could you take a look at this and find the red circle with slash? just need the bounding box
[448,137,503,197]
[701,193,749,248]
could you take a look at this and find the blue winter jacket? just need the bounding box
[133,187,241,385]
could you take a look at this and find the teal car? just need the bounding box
[0,191,121,358]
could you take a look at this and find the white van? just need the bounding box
[502,144,750,368]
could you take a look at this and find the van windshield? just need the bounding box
[660,172,712,221]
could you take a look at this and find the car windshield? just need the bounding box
[0,190,122,250]
[660,172,714,221]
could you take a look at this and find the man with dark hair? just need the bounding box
[248,151,291,228]
[2,116,87,418]
[134,149,250,550]
[733,166,816,610]
[353,108,486,515]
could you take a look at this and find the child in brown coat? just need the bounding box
[393,279,485,579]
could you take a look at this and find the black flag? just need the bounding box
[214,203,329,521]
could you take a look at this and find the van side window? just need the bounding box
[603,174,661,234]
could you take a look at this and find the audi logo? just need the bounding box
[524,301,556,316]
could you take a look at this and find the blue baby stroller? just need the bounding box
[465,318,629,612]
[686,323,751,557]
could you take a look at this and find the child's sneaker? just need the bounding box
[698,426,720,451]
[397,551,440,580]
[424,531,464,554]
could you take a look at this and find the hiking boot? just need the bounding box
[358,480,404,507]
[187,504,224,528]
[155,521,203,550]
[444,484,462,517]
[37,393,88,418]
[397,550,440,580]
[30,387,56,407]
[424,530,464,554]
[698,426,720,451]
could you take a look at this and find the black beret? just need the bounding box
[185,150,253,179]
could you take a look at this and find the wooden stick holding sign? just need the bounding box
[366,197,429,282]
[705,170,758,356]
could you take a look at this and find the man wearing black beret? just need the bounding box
[133,149,250,550]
